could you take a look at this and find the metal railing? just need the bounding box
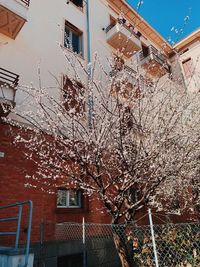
[20,0,30,7]
[139,45,169,70]
[109,65,137,77]
[124,65,137,75]
[105,21,141,40]
[0,201,33,267]
[110,65,154,88]
[0,68,19,86]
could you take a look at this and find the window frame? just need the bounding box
[182,57,193,79]
[57,189,82,208]
[64,21,83,56]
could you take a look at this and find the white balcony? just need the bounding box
[139,45,170,78]
[0,0,30,39]
[0,68,18,117]
[106,22,142,58]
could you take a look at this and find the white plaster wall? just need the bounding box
[178,40,200,92]
[0,0,87,102]
[0,0,120,107]
[89,0,112,75]
[0,0,177,114]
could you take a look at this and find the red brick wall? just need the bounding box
[0,123,55,243]
[0,123,112,245]
[0,123,198,246]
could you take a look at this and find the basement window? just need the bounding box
[57,189,82,208]
[64,21,83,55]
[58,254,83,267]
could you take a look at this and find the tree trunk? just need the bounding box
[113,231,135,267]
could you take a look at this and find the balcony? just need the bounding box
[110,64,137,77]
[105,22,142,58]
[139,45,170,78]
[0,68,18,117]
[0,0,30,39]
[110,65,142,104]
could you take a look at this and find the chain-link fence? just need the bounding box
[55,221,200,267]
[127,222,200,267]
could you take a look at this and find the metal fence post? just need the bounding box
[148,209,159,267]
[83,217,87,267]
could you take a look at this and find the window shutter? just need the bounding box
[182,58,193,78]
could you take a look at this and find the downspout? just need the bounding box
[86,0,93,128]
[86,0,91,63]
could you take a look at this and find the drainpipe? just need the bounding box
[86,0,91,64]
[86,0,93,128]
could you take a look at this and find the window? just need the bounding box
[194,204,200,213]
[181,48,189,54]
[110,16,116,27]
[57,189,82,208]
[192,187,200,213]
[113,55,124,71]
[182,58,193,78]
[58,254,83,267]
[129,188,140,203]
[122,106,133,131]
[171,197,180,210]
[141,44,149,58]
[70,0,83,8]
[64,21,83,55]
[63,77,85,115]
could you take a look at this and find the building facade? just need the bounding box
[174,28,200,92]
[0,0,199,266]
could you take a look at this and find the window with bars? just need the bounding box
[64,21,83,55]
[57,189,82,208]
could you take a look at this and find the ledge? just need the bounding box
[0,246,33,256]
[55,207,88,214]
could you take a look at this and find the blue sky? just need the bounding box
[126,0,200,44]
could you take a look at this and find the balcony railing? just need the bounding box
[110,65,153,88]
[20,0,30,6]
[139,45,168,70]
[0,68,18,116]
[0,68,19,87]
[105,21,141,40]
[124,65,137,75]
[109,65,137,77]
[105,21,142,58]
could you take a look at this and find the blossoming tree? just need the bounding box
[5,52,200,267]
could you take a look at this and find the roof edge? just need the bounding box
[122,0,173,50]
[173,28,200,50]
